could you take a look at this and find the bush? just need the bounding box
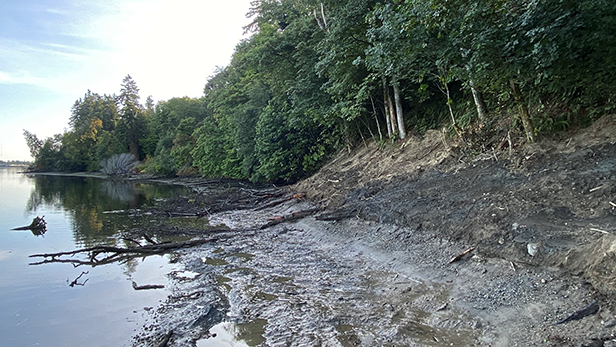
[100,153,139,175]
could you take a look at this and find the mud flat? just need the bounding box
[131,115,616,346]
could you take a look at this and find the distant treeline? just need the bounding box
[24,0,616,182]
[0,160,30,167]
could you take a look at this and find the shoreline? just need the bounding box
[22,171,109,179]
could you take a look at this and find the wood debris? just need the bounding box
[556,301,599,324]
[12,216,47,234]
[132,281,164,290]
[29,238,215,266]
[449,247,476,264]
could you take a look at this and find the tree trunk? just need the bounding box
[392,82,406,140]
[443,82,457,130]
[370,96,383,141]
[388,88,397,137]
[320,3,328,28]
[509,80,535,142]
[465,64,488,123]
[128,140,139,158]
[382,76,393,137]
[469,80,488,123]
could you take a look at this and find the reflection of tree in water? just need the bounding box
[122,258,139,277]
[100,180,137,203]
[26,176,189,248]
[226,319,268,346]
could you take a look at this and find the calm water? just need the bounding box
[0,168,190,347]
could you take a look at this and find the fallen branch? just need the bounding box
[590,227,610,234]
[315,209,355,221]
[556,301,599,324]
[123,238,143,247]
[132,281,164,290]
[255,193,303,211]
[435,303,448,311]
[143,234,158,245]
[589,186,604,193]
[29,238,215,266]
[449,247,476,264]
[260,208,320,229]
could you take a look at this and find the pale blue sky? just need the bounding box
[0,0,253,161]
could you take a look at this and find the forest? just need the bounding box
[24,0,616,183]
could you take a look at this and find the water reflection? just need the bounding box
[25,175,190,247]
[0,169,188,347]
[197,319,268,347]
[100,180,139,202]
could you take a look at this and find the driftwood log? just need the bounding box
[260,208,320,229]
[12,216,47,235]
[449,247,476,264]
[132,281,164,290]
[29,238,215,266]
[556,301,599,324]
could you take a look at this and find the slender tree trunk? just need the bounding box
[392,81,406,140]
[382,76,393,137]
[444,82,457,129]
[320,3,328,28]
[388,92,397,137]
[370,96,383,141]
[313,10,324,29]
[443,82,462,137]
[314,3,328,31]
[509,80,535,142]
[465,65,488,123]
[469,80,488,123]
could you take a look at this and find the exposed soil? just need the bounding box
[129,114,616,346]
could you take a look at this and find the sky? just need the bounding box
[0,0,254,161]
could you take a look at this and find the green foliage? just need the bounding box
[191,119,243,178]
[25,134,65,171]
[140,151,176,176]
[23,130,43,159]
[23,0,616,180]
[116,75,147,158]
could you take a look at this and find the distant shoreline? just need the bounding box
[21,171,108,179]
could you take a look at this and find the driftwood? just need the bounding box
[255,193,305,211]
[556,301,599,324]
[132,281,164,290]
[448,247,476,264]
[29,238,215,266]
[260,208,320,229]
[12,216,47,235]
[315,209,355,221]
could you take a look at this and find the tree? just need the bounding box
[116,75,146,158]
[23,132,65,171]
[23,130,43,159]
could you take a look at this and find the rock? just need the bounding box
[527,243,540,257]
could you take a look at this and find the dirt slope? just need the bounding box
[130,116,616,346]
[295,114,616,295]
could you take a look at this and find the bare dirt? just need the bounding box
[130,115,616,346]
